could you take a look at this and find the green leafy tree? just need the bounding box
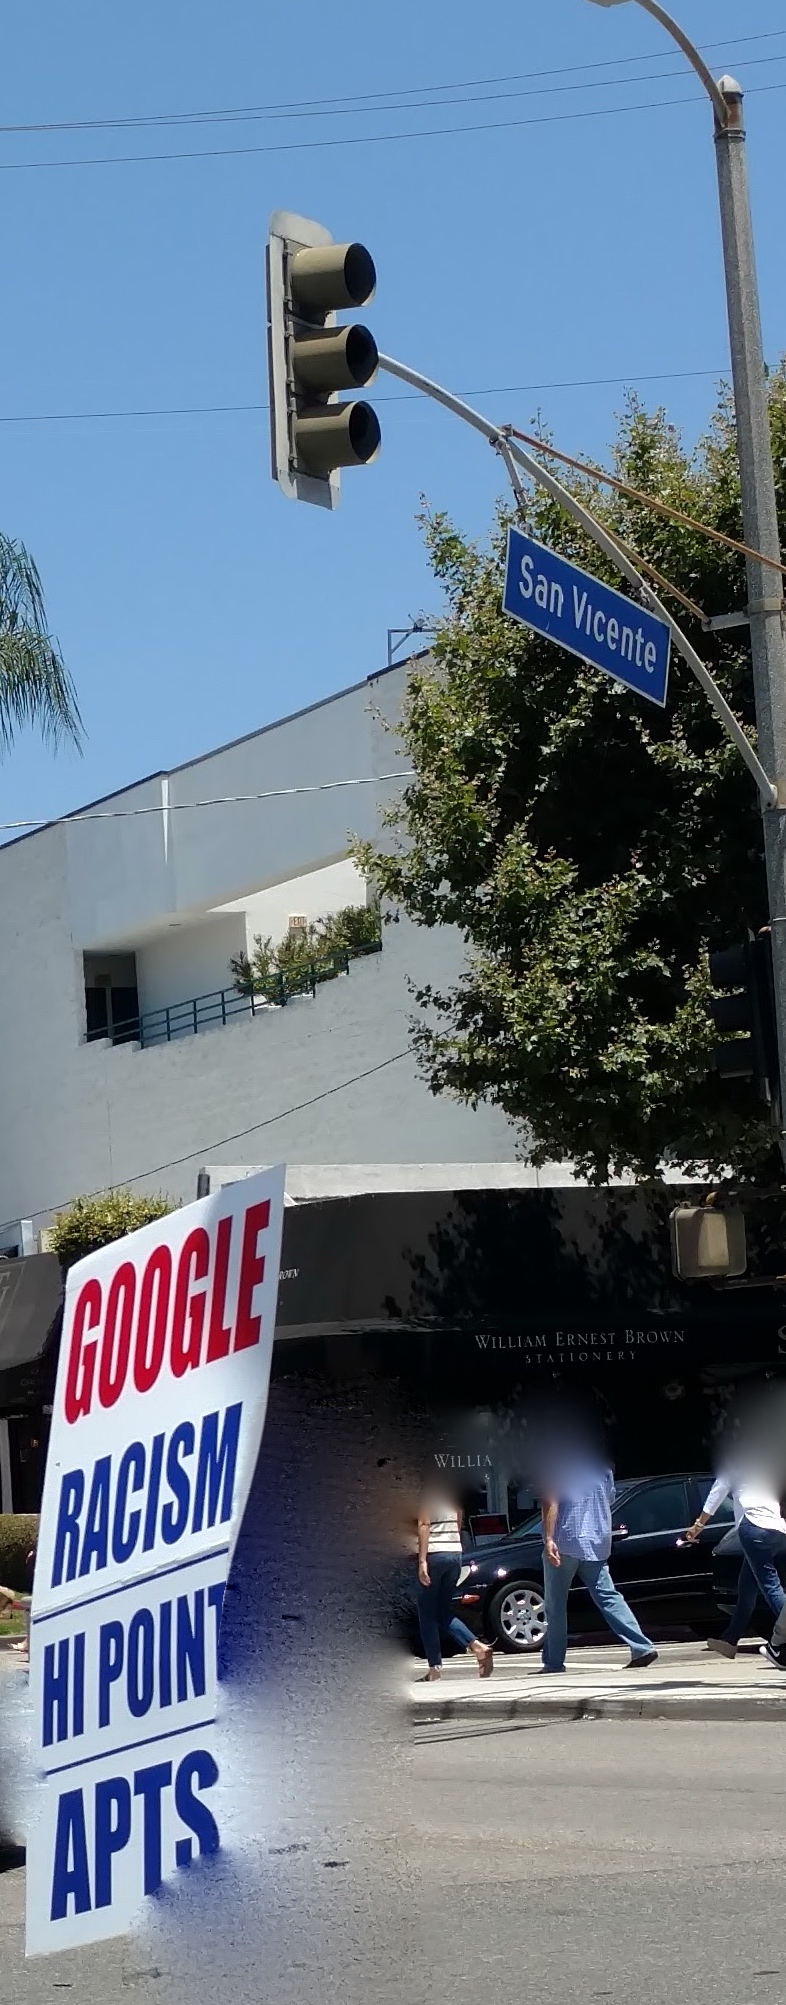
[357,370,786,1185]
[231,903,381,999]
[0,536,81,752]
[48,1190,176,1271]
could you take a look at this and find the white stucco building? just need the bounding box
[0,656,534,1246]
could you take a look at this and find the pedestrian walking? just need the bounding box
[686,1471,786,1659]
[416,1493,493,1682]
[540,1460,658,1672]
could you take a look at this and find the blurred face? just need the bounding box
[718,1383,786,1492]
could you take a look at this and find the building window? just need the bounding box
[83,952,140,1045]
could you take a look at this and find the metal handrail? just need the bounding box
[88,938,382,1051]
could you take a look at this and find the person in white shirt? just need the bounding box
[416,1493,494,1682]
[685,1471,786,1658]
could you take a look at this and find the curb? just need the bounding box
[411,1690,786,1726]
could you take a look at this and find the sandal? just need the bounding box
[478,1645,494,1678]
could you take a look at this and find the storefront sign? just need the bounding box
[473,1326,689,1367]
[26,1167,285,1958]
[469,1322,786,1372]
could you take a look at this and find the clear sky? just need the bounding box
[0,1,783,835]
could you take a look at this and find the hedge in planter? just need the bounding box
[48,1189,176,1272]
[0,1514,38,1591]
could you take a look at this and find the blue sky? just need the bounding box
[0,1,784,834]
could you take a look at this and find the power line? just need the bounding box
[507,425,786,581]
[0,368,730,429]
[0,51,782,140]
[1,28,781,135]
[0,80,784,175]
[0,770,416,836]
[2,1050,413,1233]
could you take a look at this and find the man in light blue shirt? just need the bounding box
[540,1462,658,1672]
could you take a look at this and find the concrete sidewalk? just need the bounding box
[407,1638,786,1724]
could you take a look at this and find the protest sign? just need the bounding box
[25,1165,285,1957]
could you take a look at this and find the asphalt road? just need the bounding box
[3,1718,786,2003]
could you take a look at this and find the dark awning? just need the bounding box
[273,1186,786,1352]
[0,1254,63,1407]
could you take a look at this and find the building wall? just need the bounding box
[220,858,366,952]
[0,910,519,1230]
[0,657,522,1234]
[136,913,249,1019]
[94,914,517,1215]
[61,670,399,952]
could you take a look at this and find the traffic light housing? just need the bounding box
[707,926,779,1110]
[669,1205,747,1280]
[266,210,381,509]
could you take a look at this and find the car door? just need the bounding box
[608,1477,694,1608]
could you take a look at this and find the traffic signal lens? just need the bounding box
[347,401,381,460]
[292,325,378,393]
[290,242,376,312]
[294,400,381,474]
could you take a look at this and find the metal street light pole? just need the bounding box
[586,0,786,1146]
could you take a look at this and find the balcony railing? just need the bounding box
[90,940,382,1051]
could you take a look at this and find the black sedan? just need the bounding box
[711,1523,786,1636]
[452,1472,735,1652]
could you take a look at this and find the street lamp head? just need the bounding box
[717,74,743,99]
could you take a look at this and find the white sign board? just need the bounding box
[26,1167,286,1957]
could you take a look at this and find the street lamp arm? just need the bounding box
[607,0,729,126]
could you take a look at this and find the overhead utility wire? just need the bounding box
[0,770,417,836]
[0,1050,414,1235]
[3,28,782,133]
[1,52,782,138]
[506,426,786,582]
[1,81,784,174]
[0,367,729,428]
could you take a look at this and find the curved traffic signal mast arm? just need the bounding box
[376,351,777,812]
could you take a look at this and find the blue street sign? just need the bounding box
[502,526,671,708]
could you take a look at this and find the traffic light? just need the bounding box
[266,210,381,509]
[707,926,779,1109]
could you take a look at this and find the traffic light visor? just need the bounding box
[294,401,381,474]
[290,242,376,312]
[292,325,378,393]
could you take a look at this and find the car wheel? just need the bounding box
[488,1578,547,1653]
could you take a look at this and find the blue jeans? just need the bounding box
[723,1518,786,1646]
[416,1555,478,1668]
[542,1553,654,1670]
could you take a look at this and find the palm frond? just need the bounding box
[0,534,82,753]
